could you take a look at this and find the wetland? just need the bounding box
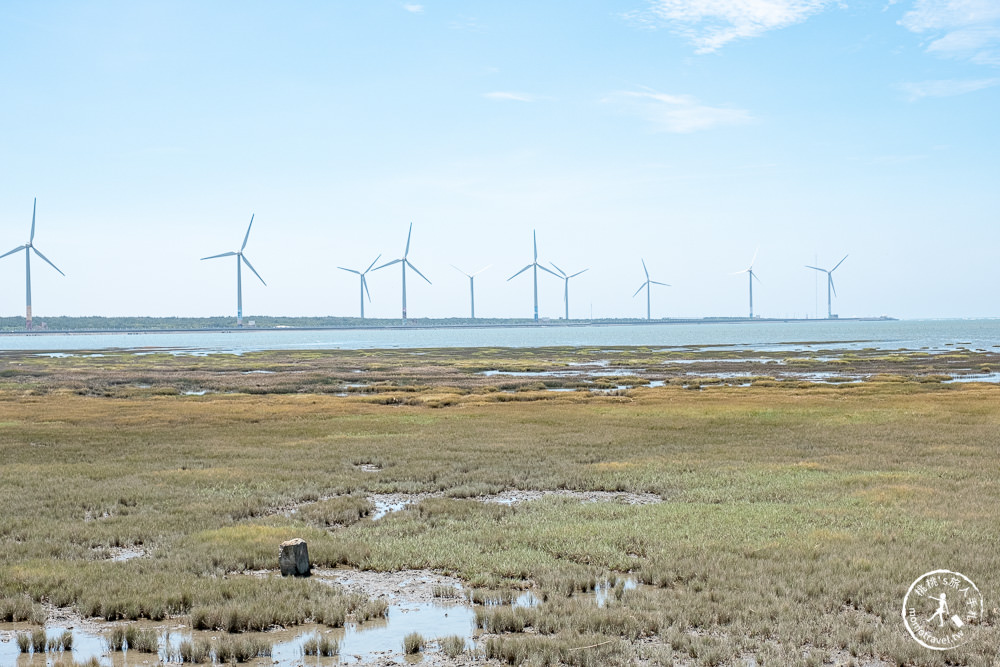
[0,346,998,666]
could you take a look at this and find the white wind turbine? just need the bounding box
[732,248,760,319]
[549,263,587,321]
[632,259,668,321]
[451,265,489,319]
[374,222,431,324]
[338,254,381,319]
[806,255,848,319]
[0,198,65,330]
[508,230,559,321]
[201,215,266,327]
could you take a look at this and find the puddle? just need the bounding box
[589,384,634,393]
[368,494,436,520]
[663,358,779,365]
[0,602,475,666]
[479,370,579,377]
[91,546,146,562]
[648,380,665,388]
[0,625,110,666]
[946,373,1000,383]
[513,592,540,608]
[181,390,209,396]
[589,577,638,607]
[243,370,275,374]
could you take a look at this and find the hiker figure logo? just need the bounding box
[903,570,984,650]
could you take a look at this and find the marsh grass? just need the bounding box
[215,635,272,662]
[402,631,424,654]
[16,632,31,653]
[296,494,373,527]
[2,348,1000,665]
[31,627,46,652]
[439,634,466,658]
[173,637,211,663]
[301,634,338,656]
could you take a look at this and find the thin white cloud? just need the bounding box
[898,77,1000,100]
[605,90,751,133]
[631,0,837,53]
[900,0,1000,64]
[403,3,424,14]
[483,91,535,102]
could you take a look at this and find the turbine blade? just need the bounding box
[550,262,566,277]
[374,258,402,271]
[749,245,759,268]
[241,214,254,251]
[633,283,647,298]
[405,222,413,257]
[569,269,588,278]
[241,254,266,286]
[537,264,560,278]
[805,265,825,273]
[407,260,432,284]
[0,245,26,260]
[31,246,65,276]
[752,271,761,284]
[533,230,537,261]
[30,198,37,243]
[364,254,382,273]
[451,264,471,277]
[641,258,649,280]
[362,275,372,302]
[651,281,669,286]
[832,254,848,272]
[338,267,361,275]
[471,265,491,276]
[730,269,748,275]
[508,265,532,281]
[201,251,237,260]
[830,275,838,298]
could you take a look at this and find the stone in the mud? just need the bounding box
[279,538,310,576]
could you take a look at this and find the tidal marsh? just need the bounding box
[0,347,998,665]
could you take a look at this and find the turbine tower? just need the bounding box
[375,222,431,324]
[0,198,65,330]
[550,263,587,321]
[508,230,558,321]
[632,259,668,321]
[451,265,489,319]
[733,248,760,319]
[201,214,266,328]
[806,255,848,319]
[338,254,381,319]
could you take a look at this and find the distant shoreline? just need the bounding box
[0,316,896,335]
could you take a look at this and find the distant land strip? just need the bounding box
[0,315,895,334]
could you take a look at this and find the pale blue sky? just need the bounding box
[1,1,998,320]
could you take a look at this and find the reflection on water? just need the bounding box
[0,600,476,666]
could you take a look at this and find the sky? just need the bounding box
[1,0,998,321]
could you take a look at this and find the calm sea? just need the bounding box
[0,319,997,354]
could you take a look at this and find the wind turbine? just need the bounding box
[632,259,668,321]
[451,265,489,319]
[550,262,587,321]
[806,255,848,319]
[201,214,266,328]
[374,222,431,324]
[0,198,65,330]
[508,231,559,321]
[733,248,760,319]
[338,254,381,319]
